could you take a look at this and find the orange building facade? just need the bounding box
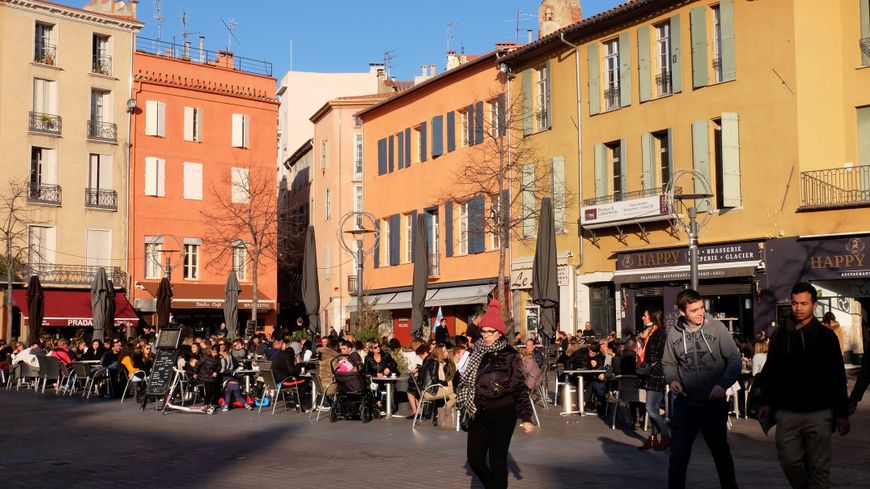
[128,47,278,335]
[357,52,510,345]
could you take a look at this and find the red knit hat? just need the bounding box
[480,299,506,334]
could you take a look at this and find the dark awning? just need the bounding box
[13,290,138,327]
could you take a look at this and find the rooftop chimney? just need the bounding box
[538,0,582,39]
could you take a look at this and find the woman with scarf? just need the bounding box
[637,307,670,450]
[456,299,535,489]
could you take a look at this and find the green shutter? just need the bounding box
[720,0,736,82]
[594,143,607,198]
[665,128,674,186]
[858,107,870,192]
[522,69,533,135]
[690,7,708,88]
[638,25,651,103]
[619,139,628,194]
[551,156,566,232]
[619,32,632,107]
[641,132,655,190]
[588,43,600,115]
[862,0,870,66]
[721,112,741,207]
[545,59,552,129]
[692,120,711,211]
[521,166,536,237]
[671,15,683,93]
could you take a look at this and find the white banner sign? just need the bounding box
[510,264,569,290]
[581,194,667,225]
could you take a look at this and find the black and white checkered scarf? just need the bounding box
[456,337,507,419]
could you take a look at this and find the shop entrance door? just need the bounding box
[589,283,615,337]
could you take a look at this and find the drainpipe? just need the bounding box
[125,33,137,295]
[559,33,584,331]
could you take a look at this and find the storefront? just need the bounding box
[510,254,575,337]
[613,241,763,338]
[764,235,868,364]
[12,288,139,339]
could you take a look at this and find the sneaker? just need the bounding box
[221,405,229,412]
[244,403,253,411]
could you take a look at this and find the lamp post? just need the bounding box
[338,211,379,327]
[673,193,712,291]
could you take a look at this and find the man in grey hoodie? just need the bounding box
[663,289,741,489]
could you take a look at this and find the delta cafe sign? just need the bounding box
[581,194,668,226]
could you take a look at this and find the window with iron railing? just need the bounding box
[88,120,117,142]
[92,34,111,75]
[799,165,870,210]
[85,188,117,210]
[28,183,62,205]
[34,23,55,65]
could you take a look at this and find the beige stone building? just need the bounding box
[0,0,142,340]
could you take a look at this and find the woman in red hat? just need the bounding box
[456,299,535,489]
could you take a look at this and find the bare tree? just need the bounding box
[201,166,278,324]
[441,90,573,324]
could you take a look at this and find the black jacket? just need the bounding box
[364,352,398,377]
[472,344,533,423]
[271,349,299,381]
[850,347,870,405]
[757,317,849,419]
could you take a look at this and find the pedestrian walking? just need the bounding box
[637,306,670,451]
[662,289,741,489]
[849,346,870,415]
[456,299,535,489]
[756,282,850,488]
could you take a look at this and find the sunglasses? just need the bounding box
[480,329,498,336]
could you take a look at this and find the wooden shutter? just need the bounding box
[444,202,454,257]
[232,114,245,147]
[388,135,394,172]
[411,210,419,252]
[619,139,628,194]
[389,214,400,266]
[474,102,484,145]
[544,59,552,129]
[690,7,708,88]
[145,157,157,195]
[374,220,380,268]
[397,131,404,169]
[405,127,412,165]
[522,69,533,134]
[184,162,203,200]
[588,44,601,115]
[594,143,607,198]
[468,195,485,254]
[184,107,194,141]
[466,104,475,145]
[42,149,57,185]
[720,0,736,81]
[641,132,655,190]
[99,154,113,190]
[497,93,506,137]
[638,25,651,103]
[671,15,683,93]
[618,32,632,107]
[420,121,428,162]
[862,0,870,66]
[691,120,710,211]
[432,115,444,157]
[146,100,159,136]
[551,156,566,232]
[720,112,741,207]
[377,138,387,175]
[521,166,536,237]
[446,111,456,152]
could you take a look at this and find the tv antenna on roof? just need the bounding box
[511,10,536,44]
[181,10,202,43]
[153,0,165,41]
[383,50,396,77]
[222,18,240,52]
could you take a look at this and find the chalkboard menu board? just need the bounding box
[146,349,178,398]
[155,328,182,349]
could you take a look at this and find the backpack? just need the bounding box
[520,354,542,390]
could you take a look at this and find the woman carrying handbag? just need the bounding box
[638,307,671,450]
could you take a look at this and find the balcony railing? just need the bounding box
[799,165,870,210]
[604,87,620,110]
[34,43,56,65]
[92,54,112,75]
[656,70,672,96]
[29,111,62,135]
[135,36,273,76]
[85,188,117,210]
[87,120,117,142]
[582,186,680,206]
[428,252,440,277]
[28,183,62,205]
[25,263,127,287]
[712,56,722,75]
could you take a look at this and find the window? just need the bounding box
[183,162,202,200]
[232,243,247,281]
[30,147,57,188]
[85,229,111,268]
[353,185,363,229]
[383,218,391,265]
[231,167,249,204]
[426,209,439,256]
[144,237,162,279]
[711,115,741,209]
[184,107,202,142]
[29,225,55,268]
[458,202,469,255]
[144,157,165,197]
[405,213,413,263]
[89,154,112,190]
[490,195,501,250]
[459,109,470,147]
[231,114,250,148]
[32,78,58,115]
[325,188,332,220]
[604,39,620,111]
[536,64,550,130]
[34,22,55,65]
[145,100,166,137]
[414,125,423,163]
[655,22,672,96]
[520,165,536,237]
[90,90,109,123]
[653,131,671,189]
[183,241,200,280]
[353,133,363,178]
[92,34,111,75]
[320,139,328,171]
[609,141,623,200]
[712,5,723,83]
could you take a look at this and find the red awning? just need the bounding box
[140,282,274,310]
[12,290,139,327]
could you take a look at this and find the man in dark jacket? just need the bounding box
[849,348,870,414]
[757,282,850,489]
[270,337,299,382]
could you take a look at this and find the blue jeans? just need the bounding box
[645,390,669,436]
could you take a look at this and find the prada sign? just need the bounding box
[617,242,761,271]
[767,236,870,280]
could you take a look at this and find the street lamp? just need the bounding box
[338,211,379,312]
[673,193,713,291]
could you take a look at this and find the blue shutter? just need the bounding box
[444,202,453,257]
[377,138,387,175]
[432,115,444,157]
[404,127,411,166]
[389,214,400,266]
[411,209,418,251]
[446,111,456,152]
[374,219,381,268]
[468,195,486,254]
[397,131,404,169]
[474,101,484,145]
[500,189,510,248]
[497,93,506,137]
[466,104,474,145]
[420,121,428,162]
[388,135,394,172]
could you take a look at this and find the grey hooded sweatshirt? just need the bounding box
[662,314,741,406]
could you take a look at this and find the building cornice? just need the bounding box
[134,69,279,104]
[1,0,144,31]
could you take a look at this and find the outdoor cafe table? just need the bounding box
[233,369,258,394]
[561,369,605,416]
[371,375,407,418]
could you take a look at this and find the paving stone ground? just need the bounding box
[1,382,868,489]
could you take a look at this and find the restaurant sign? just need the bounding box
[617,241,761,270]
[510,264,569,290]
[767,236,870,280]
[581,195,668,226]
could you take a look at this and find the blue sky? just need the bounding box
[130,1,623,80]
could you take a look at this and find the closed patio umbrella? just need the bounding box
[155,276,172,330]
[532,197,558,346]
[301,225,320,340]
[410,214,429,339]
[90,267,111,341]
[224,271,241,341]
[26,275,44,346]
[106,279,116,339]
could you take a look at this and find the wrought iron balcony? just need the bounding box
[861,38,870,61]
[92,54,112,75]
[582,186,679,206]
[29,111,62,135]
[34,43,56,65]
[24,262,127,287]
[87,120,117,142]
[85,188,117,210]
[428,252,440,277]
[348,275,359,295]
[799,165,870,210]
[655,70,672,96]
[28,183,62,205]
[603,87,620,110]
[712,57,722,73]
